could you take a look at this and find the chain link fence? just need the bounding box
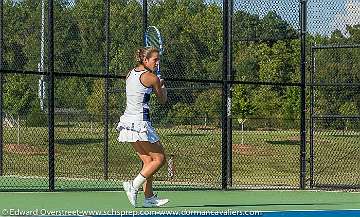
[231,0,301,189]
[0,0,359,191]
[309,45,360,190]
[307,0,360,190]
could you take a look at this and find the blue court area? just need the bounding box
[263,210,360,217]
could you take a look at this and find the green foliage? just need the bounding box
[4,0,360,130]
[150,94,170,124]
[256,40,295,83]
[86,79,122,121]
[71,0,105,73]
[167,102,194,125]
[56,77,88,109]
[281,87,300,127]
[251,86,281,118]
[4,75,37,116]
[193,89,221,125]
[110,0,142,74]
[232,85,255,119]
[26,99,47,127]
[339,102,358,116]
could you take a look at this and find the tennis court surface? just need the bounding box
[0,190,359,216]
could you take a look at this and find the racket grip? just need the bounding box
[156,64,161,78]
[160,78,165,88]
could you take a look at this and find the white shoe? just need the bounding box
[143,194,169,207]
[123,181,138,207]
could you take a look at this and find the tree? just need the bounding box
[4,0,37,71]
[72,0,105,73]
[55,77,88,109]
[193,89,221,126]
[3,75,38,145]
[233,43,259,82]
[4,75,37,116]
[110,0,142,74]
[54,0,82,73]
[149,94,170,125]
[256,41,294,84]
[251,86,281,119]
[232,85,256,138]
[258,11,298,42]
[232,11,260,42]
[232,85,255,120]
[167,102,194,125]
[86,79,123,121]
[281,87,300,128]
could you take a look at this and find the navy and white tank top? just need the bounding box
[122,69,152,122]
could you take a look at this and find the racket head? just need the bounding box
[145,26,164,55]
[145,26,163,77]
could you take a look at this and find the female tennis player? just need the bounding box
[116,47,168,207]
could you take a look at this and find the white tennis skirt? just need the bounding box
[116,116,160,144]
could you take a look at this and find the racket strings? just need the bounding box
[145,27,163,54]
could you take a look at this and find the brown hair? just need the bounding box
[135,47,159,65]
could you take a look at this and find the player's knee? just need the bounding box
[154,154,166,167]
[142,156,152,165]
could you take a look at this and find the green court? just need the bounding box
[0,190,359,214]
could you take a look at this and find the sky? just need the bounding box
[231,0,360,36]
[308,0,360,36]
[8,0,360,36]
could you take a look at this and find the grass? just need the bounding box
[0,123,359,190]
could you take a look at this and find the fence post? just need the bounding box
[309,45,315,188]
[300,0,307,190]
[48,0,55,191]
[222,0,233,189]
[103,0,110,180]
[0,0,3,177]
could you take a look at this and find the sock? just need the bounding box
[132,173,146,190]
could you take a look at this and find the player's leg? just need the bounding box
[143,175,154,198]
[138,140,166,177]
[123,140,166,207]
[122,141,149,207]
[139,141,168,207]
[133,149,154,198]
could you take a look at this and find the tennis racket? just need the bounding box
[145,26,164,78]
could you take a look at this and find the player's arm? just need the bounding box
[141,72,167,104]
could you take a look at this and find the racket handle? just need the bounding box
[160,79,165,88]
[156,64,161,78]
